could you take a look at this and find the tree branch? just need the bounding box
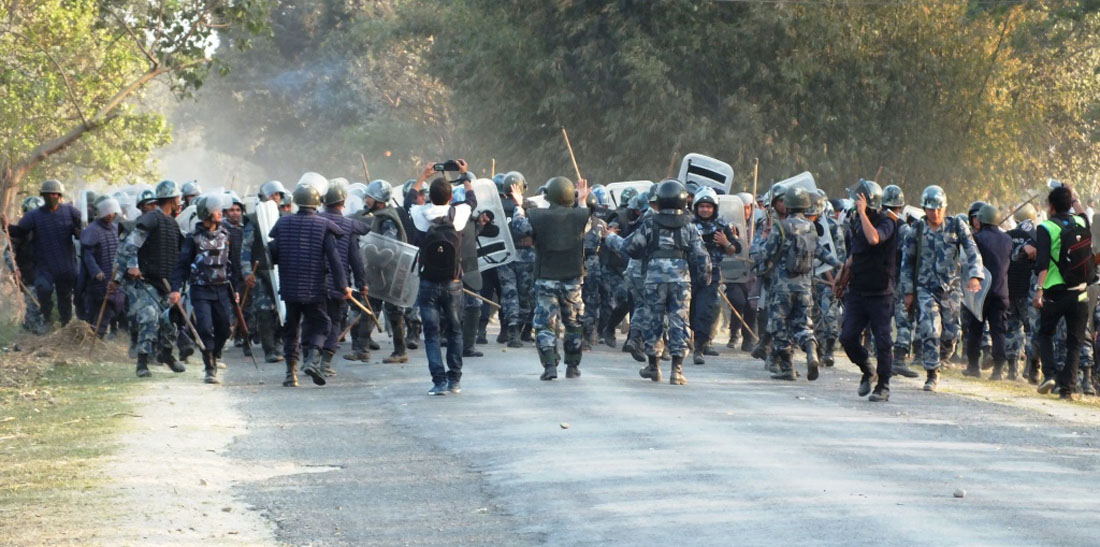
[106,8,158,67]
[3,30,88,126]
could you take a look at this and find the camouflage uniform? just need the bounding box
[899,215,984,371]
[691,214,737,355]
[1005,219,1038,375]
[605,209,711,358]
[581,216,608,344]
[599,208,634,345]
[893,221,917,357]
[121,278,177,356]
[813,215,847,355]
[503,215,536,335]
[3,233,46,333]
[755,215,841,369]
[241,214,282,360]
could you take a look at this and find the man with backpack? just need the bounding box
[606,179,711,385]
[755,186,841,383]
[1034,184,1093,400]
[900,185,985,392]
[412,176,477,396]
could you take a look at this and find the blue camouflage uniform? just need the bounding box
[899,215,985,371]
[115,208,181,362]
[814,215,847,351]
[241,208,282,360]
[170,225,235,357]
[581,215,608,344]
[691,214,738,353]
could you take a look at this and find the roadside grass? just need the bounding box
[938,365,1100,412]
[0,322,140,545]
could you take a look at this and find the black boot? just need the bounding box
[462,307,483,357]
[628,334,647,363]
[136,353,151,378]
[962,357,982,378]
[892,347,920,378]
[496,326,508,344]
[301,347,326,386]
[1006,358,1019,381]
[477,324,489,345]
[990,361,1005,381]
[521,322,534,342]
[923,368,939,392]
[538,347,558,381]
[405,321,421,350]
[321,350,337,377]
[693,339,706,365]
[981,346,994,370]
[1082,368,1097,396]
[857,362,876,397]
[283,361,298,387]
[822,338,836,367]
[868,383,890,402]
[771,351,797,381]
[670,355,686,385]
[804,340,820,381]
[202,352,220,384]
[507,324,524,348]
[1025,356,1041,385]
[158,350,186,373]
[640,354,661,382]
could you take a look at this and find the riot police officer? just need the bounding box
[690,187,740,365]
[13,179,82,328]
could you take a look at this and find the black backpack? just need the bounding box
[418,220,460,282]
[1053,216,1093,286]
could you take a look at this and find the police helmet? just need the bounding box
[545,176,576,206]
[96,197,121,219]
[325,181,348,206]
[493,173,506,194]
[968,201,989,219]
[737,192,754,208]
[292,184,322,208]
[155,179,181,199]
[1014,203,1038,223]
[223,190,243,208]
[502,171,527,193]
[180,180,202,198]
[365,180,393,204]
[769,182,786,205]
[588,185,609,209]
[629,193,649,212]
[21,196,44,212]
[977,204,999,226]
[851,179,883,209]
[259,180,287,201]
[347,183,368,200]
[806,189,827,217]
[882,184,905,208]
[39,179,65,195]
[655,179,688,211]
[785,186,811,211]
[137,189,156,207]
[920,185,947,210]
[693,187,719,212]
[296,172,329,197]
[194,194,223,221]
[620,187,640,206]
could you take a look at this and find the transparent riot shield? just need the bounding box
[678,154,733,194]
[360,231,420,308]
[471,179,516,271]
[962,266,993,320]
[526,195,551,209]
[176,204,198,236]
[904,206,926,223]
[814,217,838,276]
[776,171,817,194]
[255,200,286,324]
[606,181,654,208]
[716,194,752,283]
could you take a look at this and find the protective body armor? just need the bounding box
[320,210,364,298]
[644,213,693,275]
[222,218,245,285]
[24,204,80,277]
[137,209,181,283]
[245,212,271,273]
[529,205,589,279]
[274,213,334,303]
[81,220,119,293]
[781,217,817,276]
[189,228,230,286]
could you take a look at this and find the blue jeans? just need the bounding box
[418,279,463,383]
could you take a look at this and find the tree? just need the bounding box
[0,0,267,212]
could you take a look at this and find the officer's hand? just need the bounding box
[245,274,256,289]
[1023,244,1037,260]
[107,281,118,295]
[855,194,867,215]
[905,294,914,313]
[511,184,524,205]
[1033,290,1044,309]
[714,231,730,248]
[478,212,491,226]
[456,159,468,174]
[169,291,181,305]
[344,287,355,300]
[95,272,105,282]
[967,277,982,293]
[126,267,142,279]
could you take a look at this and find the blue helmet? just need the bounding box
[589,185,610,208]
[452,186,467,205]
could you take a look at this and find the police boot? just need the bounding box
[990,361,1005,381]
[602,328,618,349]
[496,326,508,344]
[301,347,326,386]
[804,340,820,381]
[136,354,151,378]
[693,340,706,366]
[405,321,421,350]
[1082,368,1097,396]
[857,362,877,397]
[703,342,719,357]
[321,350,337,377]
[628,335,647,363]
[981,346,994,370]
[750,335,770,361]
[538,347,559,381]
[822,338,836,367]
[765,351,780,374]
[892,347,920,378]
[521,322,534,342]
[740,336,754,353]
[1025,356,1041,385]
[202,352,220,384]
[477,324,489,345]
[962,356,982,378]
[770,351,797,381]
[462,308,484,358]
[640,354,662,382]
[506,324,524,348]
[923,368,939,392]
[158,350,187,373]
[565,353,582,379]
[670,355,687,385]
[283,361,299,387]
[129,330,138,359]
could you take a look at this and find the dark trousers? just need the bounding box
[1037,289,1088,392]
[84,283,124,337]
[34,272,76,326]
[965,298,1007,366]
[725,281,757,342]
[193,286,233,356]
[418,279,463,383]
[480,267,500,328]
[323,298,348,353]
[840,293,894,386]
[689,276,720,347]
[283,300,331,363]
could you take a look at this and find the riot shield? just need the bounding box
[904,206,926,223]
[813,218,838,276]
[606,181,654,208]
[176,204,198,236]
[471,179,516,271]
[360,231,420,308]
[962,266,993,320]
[776,171,817,194]
[255,200,287,324]
[716,194,752,283]
[678,154,734,194]
[526,195,551,209]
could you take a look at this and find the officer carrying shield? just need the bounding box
[319,181,369,376]
[962,204,1012,380]
[242,180,288,363]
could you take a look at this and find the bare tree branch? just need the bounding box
[106,8,158,67]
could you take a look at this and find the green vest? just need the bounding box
[1039,215,1087,289]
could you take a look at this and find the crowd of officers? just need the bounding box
[3,164,1096,401]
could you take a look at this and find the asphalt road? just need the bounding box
[217,330,1100,546]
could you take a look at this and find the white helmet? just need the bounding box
[297,172,329,198]
[96,197,121,219]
